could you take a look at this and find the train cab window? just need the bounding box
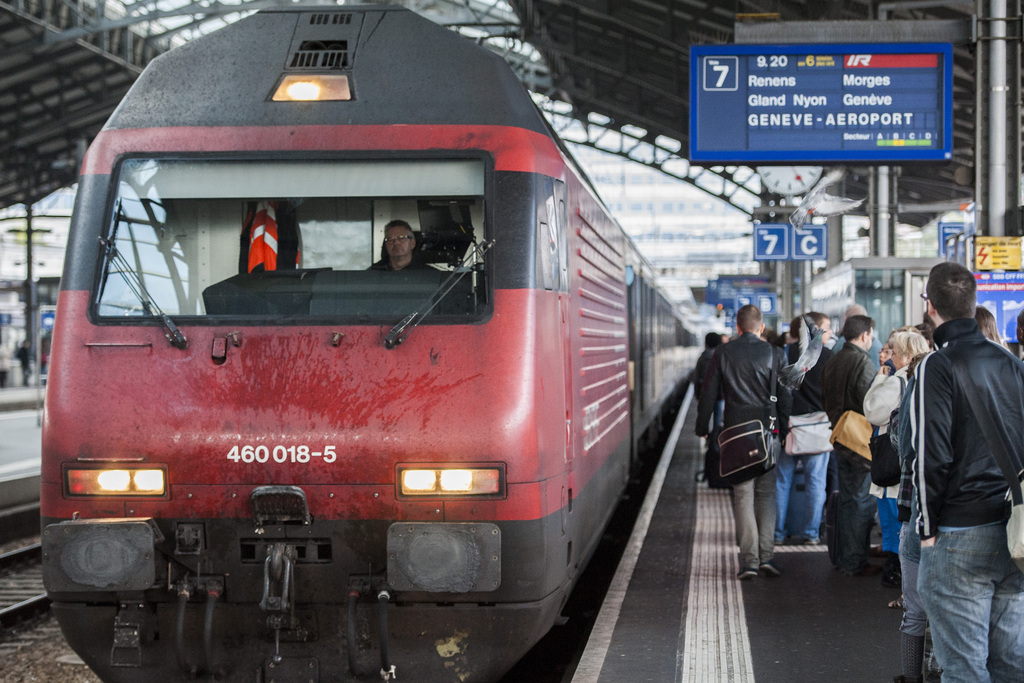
[96,158,490,322]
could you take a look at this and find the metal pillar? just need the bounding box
[779,260,794,323]
[987,0,1008,236]
[801,260,813,317]
[827,213,844,266]
[23,205,36,357]
[873,167,893,256]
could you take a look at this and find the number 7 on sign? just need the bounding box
[754,224,789,261]
[703,57,738,91]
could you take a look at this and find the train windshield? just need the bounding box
[96,158,490,321]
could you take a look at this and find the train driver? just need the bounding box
[369,219,425,271]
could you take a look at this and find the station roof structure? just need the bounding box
[0,0,985,223]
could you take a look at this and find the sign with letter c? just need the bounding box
[793,226,827,260]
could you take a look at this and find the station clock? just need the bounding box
[756,166,824,196]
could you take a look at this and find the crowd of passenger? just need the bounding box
[694,262,1024,683]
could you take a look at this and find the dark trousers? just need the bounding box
[836,446,874,574]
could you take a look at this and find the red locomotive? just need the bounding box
[41,7,696,681]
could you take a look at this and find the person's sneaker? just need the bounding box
[758,560,781,577]
[803,537,821,545]
[737,566,758,580]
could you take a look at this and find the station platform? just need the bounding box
[572,392,904,683]
[0,385,44,413]
[0,388,43,523]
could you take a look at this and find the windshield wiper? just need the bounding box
[99,203,188,349]
[384,240,494,349]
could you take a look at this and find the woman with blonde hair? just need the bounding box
[864,330,931,683]
[863,331,931,583]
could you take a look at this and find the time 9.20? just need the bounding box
[756,55,789,68]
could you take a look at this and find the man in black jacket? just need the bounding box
[914,262,1024,681]
[696,305,791,579]
[822,313,877,575]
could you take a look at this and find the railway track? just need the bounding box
[0,538,99,682]
[0,541,49,635]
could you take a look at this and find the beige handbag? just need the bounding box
[785,411,833,455]
[830,410,872,460]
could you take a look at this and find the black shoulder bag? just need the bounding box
[870,375,905,487]
[717,359,779,486]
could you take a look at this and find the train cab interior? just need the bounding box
[95,158,490,322]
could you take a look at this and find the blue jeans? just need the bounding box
[918,524,1024,682]
[836,447,875,574]
[775,452,829,541]
[899,522,926,637]
[878,495,900,553]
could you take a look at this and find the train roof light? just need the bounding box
[272,74,351,102]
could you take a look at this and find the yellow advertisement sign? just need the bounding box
[975,236,1023,271]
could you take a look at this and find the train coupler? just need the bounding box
[259,543,297,664]
[260,543,296,615]
[110,602,154,667]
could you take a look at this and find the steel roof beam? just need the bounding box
[537,96,761,214]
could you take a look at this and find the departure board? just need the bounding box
[689,43,953,163]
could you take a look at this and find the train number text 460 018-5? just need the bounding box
[226,445,337,464]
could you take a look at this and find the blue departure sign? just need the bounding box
[690,43,953,163]
[754,223,828,261]
[754,223,790,260]
[792,226,828,260]
[736,291,777,315]
[939,222,966,259]
[756,293,778,315]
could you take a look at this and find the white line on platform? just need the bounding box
[774,544,827,553]
[571,386,692,683]
[676,487,754,682]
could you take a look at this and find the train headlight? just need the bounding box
[401,470,437,493]
[96,469,131,492]
[398,466,504,498]
[132,470,166,493]
[66,468,167,497]
[272,74,352,102]
[440,470,474,492]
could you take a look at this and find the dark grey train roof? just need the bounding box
[106,7,548,133]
